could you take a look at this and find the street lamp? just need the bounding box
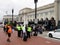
[34,0,38,36]
[12,9,14,23]
[34,0,38,20]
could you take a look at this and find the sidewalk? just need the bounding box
[38,31,60,42]
[0,28,60,45]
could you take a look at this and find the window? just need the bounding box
[30,15,32,18]
[37,13,39,18]
[28,15,30,18]
[55,29,60,32]
[50,10,54,15]
[20,17,22,21]
[45,12,48,15]
[38,13,40,16]
[40,13,43,15]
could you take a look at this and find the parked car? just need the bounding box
[47,29,60,38]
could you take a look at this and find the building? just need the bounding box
[18,0,60,25]
[3,15,18,22]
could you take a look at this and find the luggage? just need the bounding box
[23,33,27,41]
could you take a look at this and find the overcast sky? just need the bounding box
[0,0,54,21]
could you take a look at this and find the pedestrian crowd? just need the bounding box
[37,17,56,31]
[3,17,57,42]
[3,21,33,42]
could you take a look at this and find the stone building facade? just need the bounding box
[18,0,60,25]
[3,15,18,22]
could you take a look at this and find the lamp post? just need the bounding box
[34,0,38,23]
[12,9,14,23]
[34,0,38,36]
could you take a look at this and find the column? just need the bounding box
[54,0,60,25]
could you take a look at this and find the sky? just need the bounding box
[0,0,54,21]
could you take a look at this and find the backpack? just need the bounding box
[8,26,12,33]
[8,28,12,33]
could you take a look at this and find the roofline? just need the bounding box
[19,3,54,15]
[37,3,54,11]
[20,7,33,11]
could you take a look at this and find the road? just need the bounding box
[0,28,60,45]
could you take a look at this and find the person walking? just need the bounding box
[21,25,24,37]
[44,18,49,31]
[16,24,22,37]
[38,25,43,34]
[4,24,8,32]
[27,25,32,38]
[50,17,56,31]
[22,25,27,41]
[7,24,12,42]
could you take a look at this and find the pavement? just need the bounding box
[0,24,3,28]
[0,28,60,45]
[38,31,60,41]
